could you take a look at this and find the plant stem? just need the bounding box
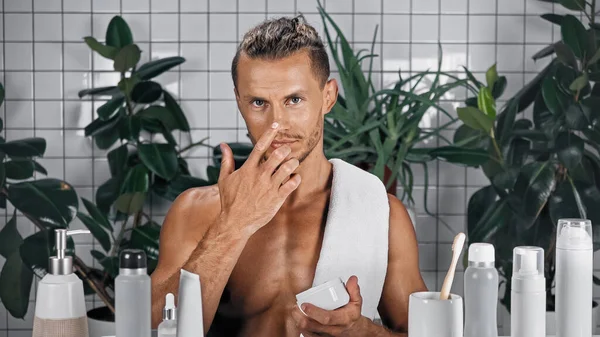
[178,137,212,154]
[110,217,129,257]
[490,129,505,166]
[592,0,597,25]
[73,256,115,313]
[133,211,142,228]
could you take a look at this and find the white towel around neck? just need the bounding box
[311,158,390,320]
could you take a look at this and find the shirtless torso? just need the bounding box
[153,174,333,336]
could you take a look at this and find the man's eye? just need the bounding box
[290,97,302,105]
[252,100,264,107]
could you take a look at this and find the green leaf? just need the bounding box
[153,174,210,201]
[207,165,219,184]
[457,106,494,133]
[541,13,564,25]
[569,73,589,91]
[115,192,146,215]
[5,160,34,180]
[429,146,490,166]
[90,250,118,278]
[533,43,558,61]
[549,180,586,226]
[485,64,498,89]
[131,81,162,104]
[453,124,488,149]
[497,102,519,144]
[85,109,123,137]
[117,76,140,97]
[462,66,482,89]
[96,177,121,214]
[492,168,520,190]
[0,138,46,157]
[77,212,111,252]
[0,210,22,259]
[97,95,125,120]
[137,105,178,131]
[0,250,33,319]
[105,15,134,49]
[469,199,510,243]
[513,161,557,221]
[559,0,585,11]
[491,76,507,99]
[542,76,565,115]
[78,86,119,98]
[120,164,149,194]
[0,82,4,107]
[467,186,497,236]
[20,229,75,278]
[7,179,79,229]
[556,131,584,170]
[83,36,118,60]
[129,221,160,272]
[118,115,141,141]
[138,143,179,180]
[33,161,47,175]
[81,198,112,231]
[588,47,600,65]
[477,87,496,118]
[107,144,128,177]
[561,14,589,59]
[113,44,141,73]
[554,42,579,69]
[513,60,556,112]
[94,128,120,150]
[565,103,589,130]
[163,90,191,131]
[135,56,186,80]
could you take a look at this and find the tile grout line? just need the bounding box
[2,0,6,331]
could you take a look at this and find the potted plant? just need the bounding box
[453,0,600,331]
[316,1,487,222]
[0,15,213,337]
[0,82,82,321]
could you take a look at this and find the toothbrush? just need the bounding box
[440,232,466,300]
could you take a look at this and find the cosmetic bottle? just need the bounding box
[511,246,545,337]
[176,269,204,337]
[115,249,151,337]
[464,243,498,337]
[32,229,91,337]
[158,293,177,337]
[555,218,593,337]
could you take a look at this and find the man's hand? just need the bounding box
[217,122,302,237]
[291,276,384,337]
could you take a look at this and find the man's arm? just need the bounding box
[150,188,251,333]
[377,193,428,332]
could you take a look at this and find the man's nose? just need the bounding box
[271,104,290,128]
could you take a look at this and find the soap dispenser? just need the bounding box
[32,228,91,337]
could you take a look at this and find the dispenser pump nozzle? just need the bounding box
[163,293,177,321]
[50,229,90,275]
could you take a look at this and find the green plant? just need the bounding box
[0,15,215,318]
[0,81,82,318]
[316,1,488,210]
[455,0,600,312]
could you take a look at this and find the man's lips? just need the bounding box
[270,141,297,149]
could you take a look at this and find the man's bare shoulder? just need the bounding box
[161,184,222,241]
[386,193,413,231]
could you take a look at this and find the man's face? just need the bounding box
[234,50,337,164]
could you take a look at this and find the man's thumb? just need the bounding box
[346,275,362,303]
[219,143,234,181]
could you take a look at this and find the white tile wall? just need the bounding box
[0,0,591,334]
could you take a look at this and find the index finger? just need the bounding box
[246,122,280,165]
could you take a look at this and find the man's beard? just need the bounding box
[257,118,322,165]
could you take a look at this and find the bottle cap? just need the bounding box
[556,218,593,250]
[468,243,495,263]
[119,249,147,269]
[163,293,177,321]
[512,246,544,279]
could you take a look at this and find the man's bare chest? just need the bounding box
[222,205,329,318]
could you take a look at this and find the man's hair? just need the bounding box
[231,15,330,88]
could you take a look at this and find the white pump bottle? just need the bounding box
[32,229,91,337]
[555,218,593,337]
[511,246,546,337]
